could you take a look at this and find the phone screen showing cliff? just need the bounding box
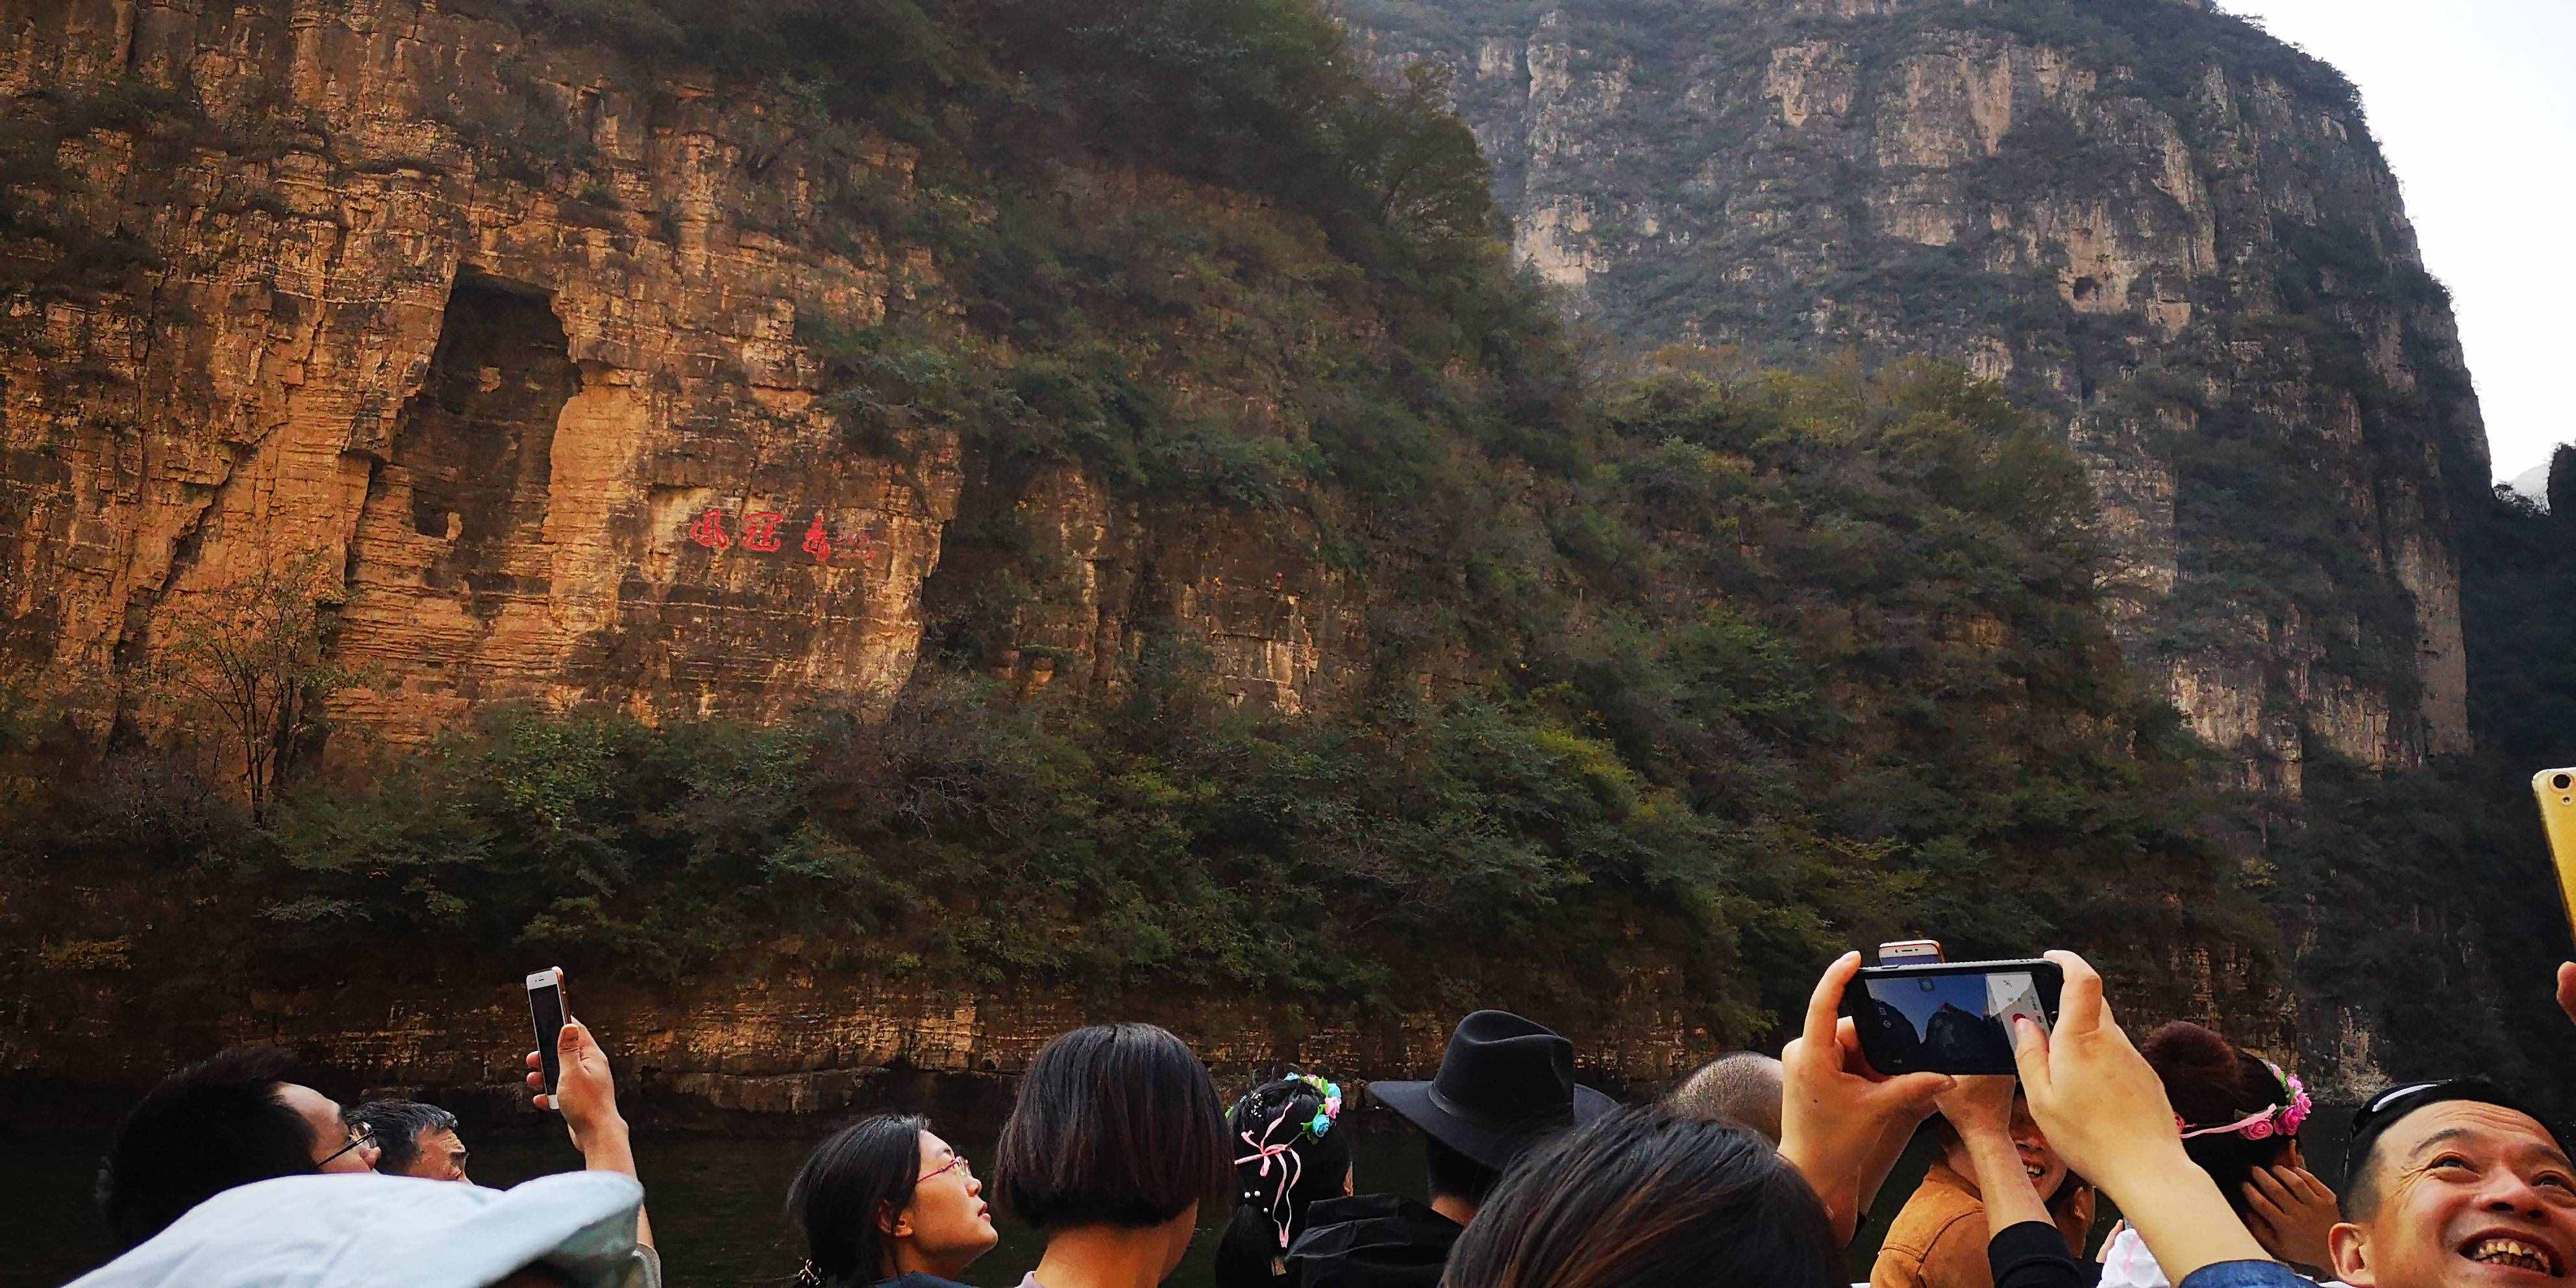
[1858,971,2048,1074]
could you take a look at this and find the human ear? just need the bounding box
[880,1202,913,1239]
[2329,1222,2372,1286]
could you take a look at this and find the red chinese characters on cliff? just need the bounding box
[688,507,881,564]
[687,508,732,551]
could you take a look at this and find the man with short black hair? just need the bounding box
[95,1046,382,1249]
[353,1100,471,1182]
[2328,1078,2576,1288]
[1287,1011,1613,1288]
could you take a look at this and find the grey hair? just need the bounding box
[1666,1052,1785,1145]
[347,1100,459,1174]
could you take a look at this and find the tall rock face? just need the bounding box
[0,0,2319,1123]
[1352,0,2487,794]
[0,0,958,741]
[0,0,1361,747]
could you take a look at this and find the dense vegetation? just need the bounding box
[2278,470,2576,1099]
[3,358,2249,1039]
[5,0,2259,1049]
[1352,0,2451,704]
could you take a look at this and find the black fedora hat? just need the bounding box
[1370,1010,1616,1170]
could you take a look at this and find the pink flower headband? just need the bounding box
[2177,1059,2311,1141]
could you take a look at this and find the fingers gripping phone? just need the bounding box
[2532,769,2576,945]
[1841,957,2064,1076]
[526,967,567,1104]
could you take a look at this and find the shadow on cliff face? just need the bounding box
[368,267,577,618]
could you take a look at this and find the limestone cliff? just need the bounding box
[0,0,1361,747]
[0,0,959,741]
[1353,0,2488,794]
[0,0,2296,1111]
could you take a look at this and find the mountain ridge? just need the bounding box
[1349,0,2489,800]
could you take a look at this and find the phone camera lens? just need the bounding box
[2555,773,2573,791]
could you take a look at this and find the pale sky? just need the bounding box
[2217,0,2575,484]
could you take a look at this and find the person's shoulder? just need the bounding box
[1907,1206,1997,1288]
[1285,1195,1455,1288]
[880,1274,977,1288]
[1300,1194,1418,1228]
[2174,1265,2316,1288]
[1918,1204,1990,1252]
[1870,1243,1931,1288]
[1881,1174,1981,1250]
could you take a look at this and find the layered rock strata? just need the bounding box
[1355,0,2486,793]
[0,965,1705,1126]
[0,0,1354,745]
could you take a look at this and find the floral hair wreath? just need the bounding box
[1235,1073,1345,1249]
[1296,1073,1344,1138]
[2175,1059,2312,1141]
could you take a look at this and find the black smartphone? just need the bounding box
[526,967,567,1102]
[1840,957,2063,1076]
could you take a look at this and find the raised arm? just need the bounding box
[2009,951,2264,1283]
[1941,1076,2051,1232]
[1781,951,1956,1245]
[527,1015,655,1253]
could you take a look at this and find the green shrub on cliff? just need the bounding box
[0,360,2248,1041]
[0,0,2257,1043]
[2271,479,2576,1104]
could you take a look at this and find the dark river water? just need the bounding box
[3,1108,2358,1287]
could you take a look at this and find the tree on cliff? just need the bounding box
[149,554,361,823]
[2548,443,2576,523]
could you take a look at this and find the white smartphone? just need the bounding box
[526,967,567,1103]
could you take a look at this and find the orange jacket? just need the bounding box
[1872,1161,2092,1288]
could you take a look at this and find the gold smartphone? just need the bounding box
[2532,769,2576,944]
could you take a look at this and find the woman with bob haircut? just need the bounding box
[995,1023,1232,1288]
[787,1113,998,1288]
[1441,1103,1844,1288]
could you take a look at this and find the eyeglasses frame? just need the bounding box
[318,1120,377,1169]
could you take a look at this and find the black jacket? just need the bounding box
[1284,1195,1462,1288]
[1990,1220,2103,1288]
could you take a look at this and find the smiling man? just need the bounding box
[2333,1080,2576,1288]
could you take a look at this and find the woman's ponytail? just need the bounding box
[1215,1198,1288,1287]
[1213,1073,1352,1288]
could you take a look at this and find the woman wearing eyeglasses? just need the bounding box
[788,1114,1000,1288]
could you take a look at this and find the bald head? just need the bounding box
[1667,1052,1784,1144]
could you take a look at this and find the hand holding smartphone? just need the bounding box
[1840,956,2064,1076]
[526,967,567,1106]
[2531,769,2576,947]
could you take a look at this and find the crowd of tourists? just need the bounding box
[64,954,2576,1288]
